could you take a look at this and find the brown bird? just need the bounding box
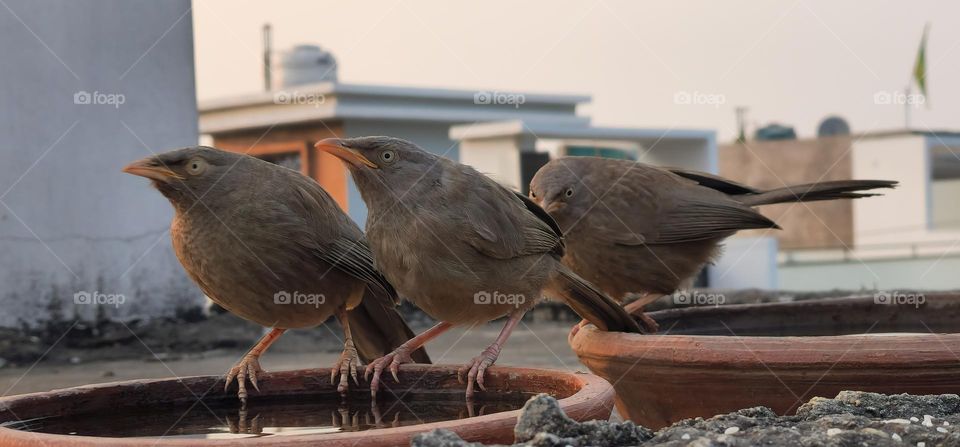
[315,136,641,398]
[529,156,897,331]
[123,146,429,401]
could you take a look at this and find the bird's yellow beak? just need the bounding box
[122,158,184,182]
[315,138,379,169]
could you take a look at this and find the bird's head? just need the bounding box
[315,136,441,202]
[529,158,592,232]
[122,146,241,209]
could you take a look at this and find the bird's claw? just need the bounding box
[458,345,501,398]
[331,407,360,431]
[225,354,264,402]
[331,338,362,394]
[226,406,263,434]
[630,309,660,334]
[633,312,660,333]
[569,319,589,341]
[364,347,414,398]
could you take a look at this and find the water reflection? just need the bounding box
[19,393,529,439]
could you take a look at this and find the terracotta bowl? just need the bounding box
[0,365,614,446]
[571,293,960,429]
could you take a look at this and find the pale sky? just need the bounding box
[192,0,958,142]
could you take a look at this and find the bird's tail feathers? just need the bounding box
[347,288,431,364]
[740,180,897,207]
[549,264,643,334]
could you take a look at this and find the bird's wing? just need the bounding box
[317,237,398,301]
[286,177,398,301]
[666,167,760,195]
[587,164,777,245]
[513,191,565,249]
[459,169,564,260]
[649,198,779,243]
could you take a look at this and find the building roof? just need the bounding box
[860,129,960,140]
[449,119,715,146]
[198,82,592,134]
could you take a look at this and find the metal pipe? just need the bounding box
[262,23,272,91]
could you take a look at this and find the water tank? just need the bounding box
[281,45,337,87]
[817,116,851,137]
[754,123,796,141]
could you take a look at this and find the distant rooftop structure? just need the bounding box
[450,120,716,192]
[858,128,960,140]
[280,44,338,86]
[754,123,797,141]
[199,81,590,135]
[817,116,851,137]
[199,46,599,225]
[199,43,715,258]
[449,119,714,146]
[719,127,960,292]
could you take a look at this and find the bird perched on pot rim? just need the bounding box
[123,146,429,401]
[315,136,642,399]
[529,156,897,331]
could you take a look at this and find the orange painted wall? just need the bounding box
[210,122,350,212]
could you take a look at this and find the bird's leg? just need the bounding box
[365,321,453,398]
[225,327,286,402]
[459,309,525,399]
[623,293,663,333]
[331,305,361,394]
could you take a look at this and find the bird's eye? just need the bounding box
[564,187,574,198]
[379,150,397,164]
[186,157,207,176]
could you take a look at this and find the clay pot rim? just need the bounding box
[648,294,947,320]
[571,294,960,429]
[571,295,960,368]
[0,365,613,446]
[573,325,960,366]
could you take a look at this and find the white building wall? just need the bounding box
[851,135,929,245]
[639,137,717,173]
[931,179,960,229]
[459,137,522,190]
[710,237,779,289]
[780,255,960,291]
[782,133,960,292]
[0,0,199,327]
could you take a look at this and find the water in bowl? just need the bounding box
[5,392,532,440]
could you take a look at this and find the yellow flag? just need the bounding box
[913,24,929,98]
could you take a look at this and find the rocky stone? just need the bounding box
[412,391,960,447]
[513,394,652,446]
[796,390,960,420]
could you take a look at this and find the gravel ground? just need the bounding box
[414,391,960,446]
